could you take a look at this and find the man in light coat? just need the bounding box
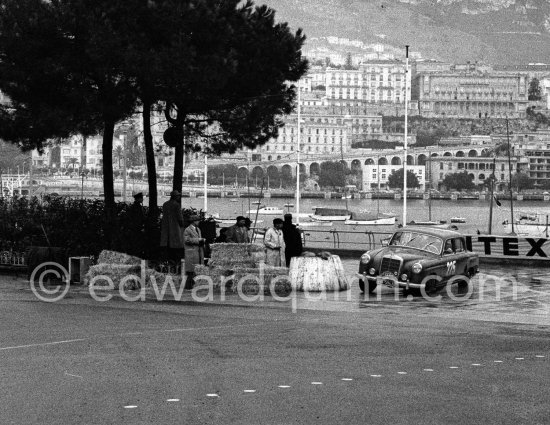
[160,190,184,264]
[264,218,285,267]
[183,214,205,289]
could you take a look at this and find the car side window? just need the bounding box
[453,238,465,253]
[444,240,454,255]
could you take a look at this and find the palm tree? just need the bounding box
[66,157,79,170]
[114,145,123,169]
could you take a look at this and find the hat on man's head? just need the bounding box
[170,190,180,197]
[284,213,292,221]
[236,216,246,222]
[133,192,143,199]
[189,214,201,222]
[273,218,283,225]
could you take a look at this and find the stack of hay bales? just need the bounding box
[195,243,291,296]
[85,250,180,290]
[289,252,349,292]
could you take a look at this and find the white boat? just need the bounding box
[503,212,549,237]
[450,217,466,223]
[310,207,351,222]
[345,212,396,226]
[217,218,263,225]
[297,221,334,227]
[407,220,448,226]
[246,206,284,215]
[229,198,239,203]
[251,201,263,205]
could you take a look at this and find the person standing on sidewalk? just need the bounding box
[183,214,205,289]
[264,218,285,267]
[160,190,184,265]
[282,213,302,267]
[225,216,250,243]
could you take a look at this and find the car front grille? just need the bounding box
[380,256,402,275]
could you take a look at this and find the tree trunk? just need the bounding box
[173,141,184,197]
[81,135,87,173]
[102,119,115,211]
[142,100,158,212]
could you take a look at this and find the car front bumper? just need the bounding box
[357,272,424,290]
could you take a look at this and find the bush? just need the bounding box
[0,196,212,261]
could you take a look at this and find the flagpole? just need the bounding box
[488,156,495,234]
[402,45,409,226]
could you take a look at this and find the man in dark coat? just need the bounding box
[225,216,250,243]
[125,192,146,257]
[160,190,184,264]
[282,213,303,267]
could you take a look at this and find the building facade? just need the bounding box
[324,60,412,107]
[428,156,527,191]
[412,67,530,119]
[363,164,426,191]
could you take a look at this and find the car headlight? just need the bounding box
[400,274,408,281]
[369,268,376,275]
[360,252,371,264]
[412,262,422,274]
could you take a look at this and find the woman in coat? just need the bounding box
[264,218,286,267]
[183,215,205,289]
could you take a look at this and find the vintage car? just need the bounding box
[358,227,479,294]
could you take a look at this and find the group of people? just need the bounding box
[220,214,303,268]
[130,190,304,289]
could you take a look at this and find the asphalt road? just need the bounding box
[0,269,549,425]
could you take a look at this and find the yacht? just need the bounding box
[246,206,284,215]
[310,207,351,222]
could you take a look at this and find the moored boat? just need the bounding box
[310,207,351,222]
[246,206,284,215]
[450,217,466,223]
[344,211,396,226]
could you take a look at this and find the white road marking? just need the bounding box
[515,357,524,360]
[397,372,407,375]
[494,360,503,363]
[341,378,353,381]
[124,405,137,409]
[370,375,382,378]
[64,372,83,379]
[423,369,434,372]
[278,385,291,388]
[166,399,180,402]
[449,366,459,369]
[0,338,87,351]
[243,390,256,393]
[535,355,545,358]
[472,364,482,366]
[206,394,219,397]
[311,382,323,385]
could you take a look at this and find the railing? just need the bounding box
[300,229,393,251]
[0,250,26,269]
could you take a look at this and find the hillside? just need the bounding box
[263,0,550,64]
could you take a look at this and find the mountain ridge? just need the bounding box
[263,0,550,65]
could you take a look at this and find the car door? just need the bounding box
[451,237,470,276]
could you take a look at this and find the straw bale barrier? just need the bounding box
[289,255,349,292]
[197,243,289,296]
[85,251,182,290]
[97,250,142,266]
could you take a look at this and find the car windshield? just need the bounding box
[389,231,443,254]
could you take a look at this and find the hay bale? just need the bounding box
[289,255,349,292]
[228,267,290,296]
[97,250,142,265]
[85,263,181,290]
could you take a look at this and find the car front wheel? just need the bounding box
[358,279,377,294]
